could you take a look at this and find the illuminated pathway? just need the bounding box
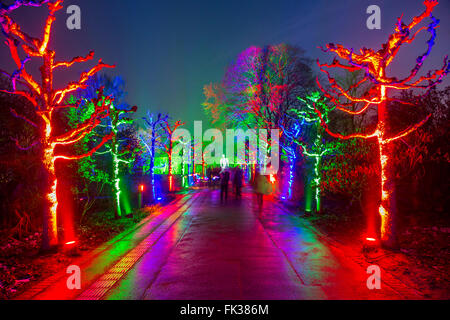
[23,189,421,300]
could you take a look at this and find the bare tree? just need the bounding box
[0,0,115,250]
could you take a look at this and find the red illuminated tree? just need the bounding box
[0,0,115,250]
[315,0,449,247]
[163,119,185,192]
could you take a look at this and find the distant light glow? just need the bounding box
[270,174,276,184]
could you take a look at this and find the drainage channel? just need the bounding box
[139,194,208,299]
[76,192,201,300]
[20,194,193,300]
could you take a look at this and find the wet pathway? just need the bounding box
[24,189,419,300]
[102,190,408,300]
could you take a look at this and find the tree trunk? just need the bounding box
[202,155,205,179]
[112,135,121,219]
[41,118,58,251]
[150,136,156,201]
[168,142,173,192]
[378,86,398,248]
[287,155,295,199]
[315,156,322,213]
[378,141,398,247]
[304,171,313,214]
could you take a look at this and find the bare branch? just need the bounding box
[52,51,95,70]
[385,114,432,143]
[11,136,39,151]
[54,132,114,161]
[10,107,38,127]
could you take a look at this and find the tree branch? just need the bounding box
[314,102,379,140]
[10,107,38,127]
[385,114,432,143]
[54,132,114,161]
[52,51,95,70]
[53,60,115,105]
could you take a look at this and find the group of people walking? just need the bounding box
[220,166,243,204]
[218,166,272,212]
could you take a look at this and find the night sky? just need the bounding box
[1,0,449,130]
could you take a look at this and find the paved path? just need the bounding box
[24,189,421,300]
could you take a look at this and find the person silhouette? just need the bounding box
[254,169,270,212]
[233,166,243,199]
[220,170,230,204]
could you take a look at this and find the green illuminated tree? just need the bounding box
[288,92,336,213]
[65,95,111,222]
[101,102,137,219]
[68,75,137,219]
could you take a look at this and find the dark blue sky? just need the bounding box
[1,0,449,130]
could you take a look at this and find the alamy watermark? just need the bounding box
[64,6,382,33]
[367,5,381,30]
[66,265,81,290]
[366,265,382,290]
[171,121,280,175]
[66,5,81,30]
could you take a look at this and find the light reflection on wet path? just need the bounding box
[27,189,412,300]
[104,189,404,300]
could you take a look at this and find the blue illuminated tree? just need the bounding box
[139,111,169,201]
[279,118,301,200]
